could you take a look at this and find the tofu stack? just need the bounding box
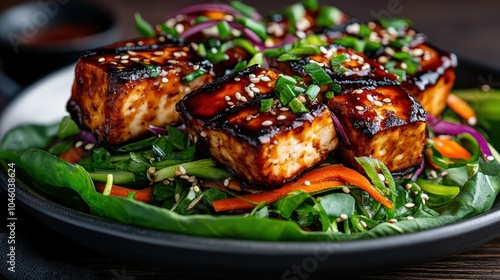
[67,36,214,145]
[176,66,338,187]
[324,18,457,116]
[274,44,427,175]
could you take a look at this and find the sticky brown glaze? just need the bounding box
[68,36,214,145]
[177,65,338,187]
[323,19,457,116]
[328,85,426,175]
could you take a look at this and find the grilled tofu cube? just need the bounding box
[328,85,427,175]
[177,66,338,187]
[327,20,457,116]
[67,36,214,145]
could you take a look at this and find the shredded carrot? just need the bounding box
[446,93,477,126]
[58,146,86,164]
[212,164,393,212]
[426,136,471,168]
[94,183,152,203]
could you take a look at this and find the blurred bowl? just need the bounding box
[0,1,121,87]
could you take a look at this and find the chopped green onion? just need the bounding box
[236,17,268,41]
[284,3,306,32]
[330,53,349,74]
[276,53,302,61]
[102,174,114,196]
[297,34,326,47]
[330,83,342,94]
[288,97,309,113]
[333,36,366,53]
[160,23,179,39]
[194,16,209,24]
[305,84,320,100]
[388,68,406,82]
[403,58,419,75]
[275,75,297,93]
[303,63,333,85]
[248,52,265,67]
[325,91,335,100]
[393,51,412,60]
[230,1,257,18]
[135,13,156,38]
[264,44,293,58]
[260,98,274,112]
[358,24,372,38]
[316,6,343,28]
[182,67,208,84]
[302,0,319,11]
[231,60,248,73]
[217,21,232,40]
[378,17,412,30]
[416,178,460,196]
[364,41,382,52]
[288,45,321,56]
[279,84,297,105]
[232,38,258,55]
[142,63,161,78]
[196,43,207,57]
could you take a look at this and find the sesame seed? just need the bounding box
[180,174,190,180]
[405,202,415,208]
[400,62,408,70]
[378,56,389,64]
[487,155,495,162]
[189,176,197,183]
[354,89,363,94]
[280,107,289,111]
[389,218,398,223]
[378,173,385,181]
[430,170,438,178]
[234,77,241,81]
[200,131,207,137]
[153,51,164,56]
[250,77,260,83]
[247,91,255,98]
[361,63,370,70]
[304,180,311,186]
[178,165,187,175]
[114,55,121,59]
[366,94,374,102]
[98,57,105,63]
[251,87,260,93]
[360,220,367,227]
[405,183,412,190]
[235,92,242,100]
[421,193,429,201]
[336,217,344,223]
[223,178,230,187]
[373,100,383,106]
[261,120,273,126]
[75,141,83,148]
[84,143,95,150]
[130,57,140,62]
[162,77,169,83]
[121,60,129,64]
[411,48,424,56]
[260,76,271,82]
[240,96,248,102]
[340,213,348,220]
[382,98,392,103]
[175,23,184,33]
[147,166,156,174]
[174,193,180,202]
[342,186,350,193]
[481,84,491,92]
[277,115,287,120]
[467,116,477,126]
[227,101,234,106]
[167,59,178,64]
[355,105,365,111]
[224,96,231,101]
[407,216,415,221]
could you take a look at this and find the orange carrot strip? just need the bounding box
[58,146,86,164]
[446,93,477,126]
[95,183,152,204]
[431,136,471,160]
[212,164,393,212]
[426,136,472,169]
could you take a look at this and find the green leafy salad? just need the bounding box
[0,1,499,242]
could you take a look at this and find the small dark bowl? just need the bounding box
[0,1,121,87]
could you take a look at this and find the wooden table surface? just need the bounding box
[0,0,499,279]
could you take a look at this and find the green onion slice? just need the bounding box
[303,63,333,85]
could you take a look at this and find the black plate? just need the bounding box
[0,58,499,280]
